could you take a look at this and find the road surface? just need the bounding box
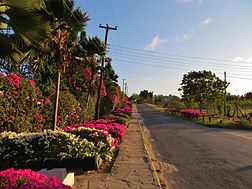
[137,104,252,189]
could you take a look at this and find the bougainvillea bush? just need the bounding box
[0,130,114,170]
[64,127,115,161]
[0,168,71,189]
[113,107,132,117]
[63,119,126,146]
[180,109,203,118]
[0,73,52,132]
[102,114,130,126]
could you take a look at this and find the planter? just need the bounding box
[24,157,98,173]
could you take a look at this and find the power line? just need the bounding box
[110,45,252,65]
[110,50,252,73]
[106,0,127,80]
[109,47,252,70]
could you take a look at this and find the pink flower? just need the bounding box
[101,80,107,96]
[12,90,19,95]
[8,74,20,87]
[29,80,36,87]
[75,86,81,91]
[45,98,50,104]
[0,168,71,188]
[84,67,92,81]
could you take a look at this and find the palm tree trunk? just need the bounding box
[52,70,61,130]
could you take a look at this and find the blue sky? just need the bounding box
[75,0,252,96]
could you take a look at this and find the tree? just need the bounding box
[139,90,153,102]
[0,0,50,74]
[179,70,226,110]
[245,92,252,101]
[163,95,185,110]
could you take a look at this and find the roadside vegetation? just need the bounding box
[0,0,132,187]
[132,70,252,130]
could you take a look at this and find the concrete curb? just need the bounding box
[135,106,162,189]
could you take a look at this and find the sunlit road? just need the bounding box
[137,104,252,189]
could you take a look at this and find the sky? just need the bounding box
[75,0,252,97]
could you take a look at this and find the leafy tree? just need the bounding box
[139,90,153,102]
[154,95,164,104]
[163,95,185,110]
[0,0,50,74]
[245,92,252,101]
[179,70,226,110]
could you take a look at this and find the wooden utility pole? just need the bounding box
[125,83,127,96]
[122,79,126,99]
[95,24,117,119]
[224,71,227,117]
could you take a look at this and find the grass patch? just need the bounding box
[147,103,252,130]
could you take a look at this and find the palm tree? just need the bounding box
[38,0,89,130]
[0,0,50,73]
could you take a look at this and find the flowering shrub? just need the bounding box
[113,107,132,117]
[102,114,130,126]
[63,119,126,147]
[0,74,52,132]
[0,168,71,188]
[65,127,115,161]
[122,100,133,106]
[180,109,203,118]
[0,130,99,169]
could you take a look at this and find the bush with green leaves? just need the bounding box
[0,74,52,132]
[0,129,115,170]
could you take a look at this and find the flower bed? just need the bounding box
[64,127,115,161]
[63,119,126,147]
[0,130,110,170]
[180,109,203,118]
[0,168,71,188]
[113,108,132,117]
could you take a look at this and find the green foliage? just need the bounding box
[0,74,52,132]
[163,95,185,110]
[0,130,98,169]
[139,90,153,103]
[179,70,226,110]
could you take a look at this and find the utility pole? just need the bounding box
[126,84,129,96]
[122,79,126,99]
[95,24,117,120]
[224,71,227,117]
[125,83,127,96]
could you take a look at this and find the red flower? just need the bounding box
[45,98,50,104]
[29,80,36,87]
[84,67,92,81]
[75,86,81,91]
[12,90,19,95]
[8,74,21,87]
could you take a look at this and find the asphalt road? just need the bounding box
[137,104,252,189]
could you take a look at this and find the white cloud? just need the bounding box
[246,57,252,62]
[183,32,193,40]
[175,0,203,3]
[232,57,252,62]
[176,16,213,42]
[232,57,244,62]
[201,17,213,26]
[177,28,195,41]
[144,35,165,51]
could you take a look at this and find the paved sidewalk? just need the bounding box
[74,104,160,189]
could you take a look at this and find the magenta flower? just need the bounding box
[84,67,92,81]
[8,74,21,87]
[29,80,36,87]
[0,168,72,188]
